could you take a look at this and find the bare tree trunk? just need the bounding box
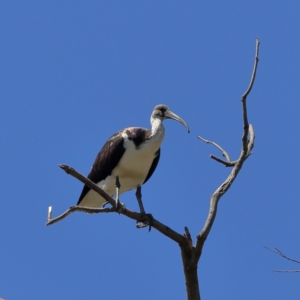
[181,246,200,300]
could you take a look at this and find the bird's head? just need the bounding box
[151,104,190,133]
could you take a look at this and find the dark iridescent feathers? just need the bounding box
[143,148,160,184]
[77,128,161,205]
[125,127,152,148]
[77,131,126,205]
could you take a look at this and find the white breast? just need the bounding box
[78,126,165,208]
[112,130,164,191]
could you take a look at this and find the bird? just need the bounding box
[77,104,190,218]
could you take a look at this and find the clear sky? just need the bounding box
[1,1,300,299]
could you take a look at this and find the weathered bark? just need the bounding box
[181,246,200,300]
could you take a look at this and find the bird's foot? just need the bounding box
[115,201,125,213]
[136,213,153,232]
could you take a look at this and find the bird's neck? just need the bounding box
[150,117,165,140]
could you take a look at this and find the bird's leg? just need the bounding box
[115,176,123,212]
[135,186,145,214]
[135,186,153,231]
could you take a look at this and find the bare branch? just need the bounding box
[198,122,255,169]
[210,155,237,167]
[192,38,260,267]
[49,165,187,245]
[47,205,117,226]
[264,246,300,266]
[242,38,260,99]
[242,38,260,151]
[272,270,300,273]
[59,164,116,207]
[198,136,231,162]
[197,134,254,167]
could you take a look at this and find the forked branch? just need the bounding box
[192,38,260,266]
[47,205,117,226]
[197,136,231,163]
[264,246,300,273]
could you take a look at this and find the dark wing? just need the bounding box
[77,131,126,205]
[143,148,160,184]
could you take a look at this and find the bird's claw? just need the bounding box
[136,213,153,232]
[115,201,125,213]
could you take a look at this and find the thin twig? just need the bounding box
[198,136,231,162]
[198,123,254,167]
[47,205,117,226]
[210,155,237,167]
[264,246,300,264]
[242,38,260,151]
[242,38,260,99]
[272,270,300,273]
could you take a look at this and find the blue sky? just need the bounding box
[1,1,300,299]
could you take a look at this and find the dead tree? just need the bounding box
[47,38,260,300]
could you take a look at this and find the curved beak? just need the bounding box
[165,110,190,133]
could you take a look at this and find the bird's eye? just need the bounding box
[160,107,166,114]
